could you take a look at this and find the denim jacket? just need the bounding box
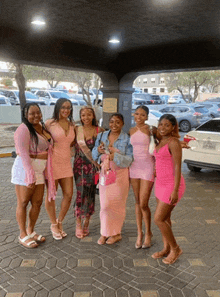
[92,130,133,168]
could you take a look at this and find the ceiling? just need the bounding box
[1,0,220,80]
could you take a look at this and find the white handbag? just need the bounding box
[148,126,155,155]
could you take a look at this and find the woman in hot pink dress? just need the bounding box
[129,106,156,249]
[152,114,185,265]
[45,98,75,240]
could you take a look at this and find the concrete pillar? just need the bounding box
[98,71,138,132]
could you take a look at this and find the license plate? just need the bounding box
[203,141,216,150]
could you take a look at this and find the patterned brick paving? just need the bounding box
[0,157,220,296]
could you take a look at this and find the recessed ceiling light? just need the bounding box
[108,38,120,44]
[31,20,46,26]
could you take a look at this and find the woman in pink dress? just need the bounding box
[92,113,133,245]
[45,98,75,240]
[129,106,156,249]
[152,114,185,264]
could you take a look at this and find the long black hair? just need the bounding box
[22,103,41,151]
[52,98,74,123]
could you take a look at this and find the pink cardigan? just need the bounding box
[14,123,56,201]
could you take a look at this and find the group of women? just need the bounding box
[11,98,185,265]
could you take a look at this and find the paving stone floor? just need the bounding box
[0,157,220,297]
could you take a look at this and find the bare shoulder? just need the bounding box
[98,126,105,133]
[45,118,53,127]
[169,137,181,150]
[129,127,136,136]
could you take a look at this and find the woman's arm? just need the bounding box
[92,132,104,161]
[169,138,182,205]
[112,136,133,168]
[15,125,36,186]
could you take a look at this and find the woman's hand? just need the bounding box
[98,142,105,154]
[109,152,114,161]
[27,182,36,189]
[169,189,178,205]
[108,146,118,153]
[180,141,190,149]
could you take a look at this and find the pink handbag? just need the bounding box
[100,169,116,186]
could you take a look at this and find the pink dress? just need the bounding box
[154,143,185,204]
[129,130,155,181]
[99,155,130,237]
[46,120,75,180]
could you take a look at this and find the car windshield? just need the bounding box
[50,92,70,99]
[196,120,220,132]
[25,92,38,99]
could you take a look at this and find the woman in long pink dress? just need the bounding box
[152,114,185,265]
[129,106,156,249]
[92,113,133,245]
[45,98,75,240]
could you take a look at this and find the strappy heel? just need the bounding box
[75,223,84,239]
[162,245,183,264]
[56,219,67,238]
[135,232,143,249]
[50,223,62,240]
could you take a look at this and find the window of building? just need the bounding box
[160,78,165,84]
[143,88,148,93]
[160,88,165,93]
[151,78,155,83]
[152,88,156,94]
[143,78,147,83]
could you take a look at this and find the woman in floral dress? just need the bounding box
[73,106,104,238]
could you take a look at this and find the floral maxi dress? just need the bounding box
[73,137,97,218]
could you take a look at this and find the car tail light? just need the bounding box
[217,108,220,112]
[193,112,202,116]
[151,100,154,103]
[183,134,196,143]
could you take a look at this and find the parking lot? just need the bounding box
[0,150,220,296]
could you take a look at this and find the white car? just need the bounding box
[168,95,186,104]
[0,96,11,106]
[182,118,220,172]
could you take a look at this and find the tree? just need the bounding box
[0,78,13,87]
[14,63,26,110]
[163,71,211,102]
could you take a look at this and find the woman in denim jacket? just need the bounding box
[92,113,133,245]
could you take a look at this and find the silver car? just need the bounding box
[200,102,220,118]
[159,104,211,132]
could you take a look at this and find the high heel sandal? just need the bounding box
[50,223,62,240]
[135,232,143,249]
[151,249,170,259]
[162,245,183,265]
[83,220,90,237]
[142,233,153,249]
[75,223,84,239]
[56,219,67,238]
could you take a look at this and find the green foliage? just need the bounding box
[1,78,13,87]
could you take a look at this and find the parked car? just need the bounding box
[159,104,211,132]
[0,96,11,106]
[168,95,186,104]
[205,97,220,103]
[160,95,170,104]
[182,118,220,172]
[14,91,47,105]
[132,93,152,108]
[77,90,96,102]
[35,90,75,105]
[0,89,20,105]
[200,102,220,118]
[148,94,163,104]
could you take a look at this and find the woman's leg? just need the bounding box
[58,177,73,221]
[154,199,182,263]
[139,179,154,247]
[45,180,61,238]
[15,185,38,247]
[27,184,45,241]
[130,178,142,248]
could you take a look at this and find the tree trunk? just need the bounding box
[14,63,26,112]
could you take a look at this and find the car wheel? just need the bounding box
[179,120,191,132]
[187,164,202,172]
